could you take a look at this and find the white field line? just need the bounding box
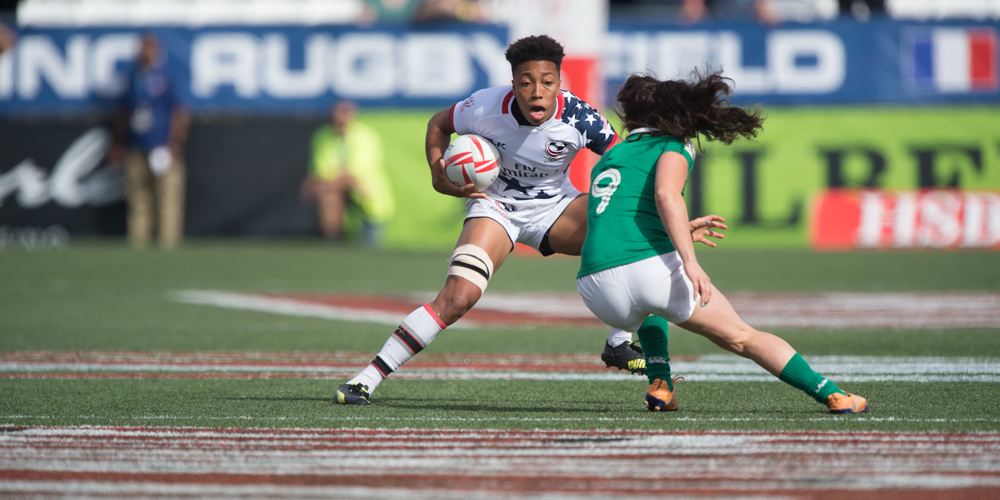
[0,427,998,492]
[725,292,1000,329]
[0,351,599,364]
[168,289,430,327]
[416,291,1000,329]
[3,353,1000,382]
[170,289,1000,329]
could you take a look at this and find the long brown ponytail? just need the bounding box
[615,70,763,148]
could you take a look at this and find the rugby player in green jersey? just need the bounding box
[576,72,869,414]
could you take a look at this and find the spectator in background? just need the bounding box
[0,22,16,53]
[360,0,480,24]
[678,0,778,24]
[109,33,189,249]
[839,0,886,20]
[301,101,395,246]
[359,0,422,24]
[414,0,481,23]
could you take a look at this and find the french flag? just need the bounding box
[907,28,998,93]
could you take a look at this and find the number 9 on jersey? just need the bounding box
[592,168,621,214]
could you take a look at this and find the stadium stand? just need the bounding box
[12,0,1000,27]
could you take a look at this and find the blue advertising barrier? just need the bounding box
[608,19,1000,106]
[0,23,510,116]
[0,19,998,116]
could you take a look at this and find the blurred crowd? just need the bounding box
[360,0,891,25]
[5,0,995,33]
[360,0,484,24]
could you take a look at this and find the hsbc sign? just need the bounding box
[812,190,1000,250]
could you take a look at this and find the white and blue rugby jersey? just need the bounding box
[449,86,617,201]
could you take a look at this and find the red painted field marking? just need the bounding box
[171,290,1000,329]
[1,426,998,499]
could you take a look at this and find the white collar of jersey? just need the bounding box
[628,127,660,134]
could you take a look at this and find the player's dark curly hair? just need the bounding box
[616,70,763,149]
[505,35,565,73]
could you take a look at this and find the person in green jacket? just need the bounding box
[302,100,395,245]
[577,71,869,414]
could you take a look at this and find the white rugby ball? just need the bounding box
[443,134,501,192]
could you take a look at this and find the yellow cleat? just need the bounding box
[601,341,647,375]
[335,383,371,406]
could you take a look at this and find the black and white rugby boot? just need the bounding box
[335,383,371,405]
[601,341,647,375]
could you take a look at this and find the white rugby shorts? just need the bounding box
[465,189,580,253]
[576,251,697,332]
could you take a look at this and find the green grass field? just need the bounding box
[2,242,999,433]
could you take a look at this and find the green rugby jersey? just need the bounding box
[577,132,695,279]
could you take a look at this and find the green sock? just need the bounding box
[778,353,846,403]
[637,315,672,389]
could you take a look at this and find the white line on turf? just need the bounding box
[4,354,1000,382]
[170,289,1000,329]
[168,289,478,328]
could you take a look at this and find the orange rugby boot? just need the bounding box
[826,392,869,414]
[644,376,683,412]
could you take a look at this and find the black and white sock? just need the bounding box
[348,304,447,394]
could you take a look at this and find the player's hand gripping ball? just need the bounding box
[443,134,501,192]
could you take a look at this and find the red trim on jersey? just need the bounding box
[554,93,565,120]
[424,304,447,330]
[448,103,458,133]
[501,90,514,114]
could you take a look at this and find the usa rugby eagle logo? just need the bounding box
[545,140,568,160]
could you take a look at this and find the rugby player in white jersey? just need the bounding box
[336,35,723,405]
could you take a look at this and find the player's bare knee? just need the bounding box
[442,289,479,320]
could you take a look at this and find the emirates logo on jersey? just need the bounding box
[545,141,568,160]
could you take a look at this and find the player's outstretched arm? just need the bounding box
[655,151,713,306]
[426,108,487,200]
[690,215,727,248]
